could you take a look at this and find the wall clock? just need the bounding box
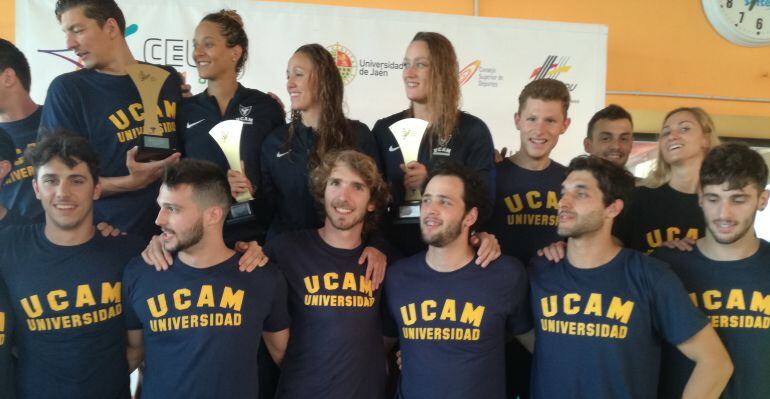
[702,0,770,47]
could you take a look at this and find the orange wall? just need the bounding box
[2,0,769,120]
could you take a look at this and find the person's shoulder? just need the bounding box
[47,69,91,93]
[526,253,562,277]
[266,229,312,252]
[387,251,425,277]
[649,246,691,264]
[458,111,489,130]
[153,63,179,76]
[122,254,154,282]
[548,159,567,172]
[372,110,408,132]
[262,123,290,148]
[619,247,679,285]
[347,118,371,134]
[484,254,527,278]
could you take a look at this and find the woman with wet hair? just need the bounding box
[371,32,498,257]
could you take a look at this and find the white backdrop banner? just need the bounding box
[16,0,606,164]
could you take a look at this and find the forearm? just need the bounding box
[126,345,144,373]
[682,357,732,399]
[100,175,144,196]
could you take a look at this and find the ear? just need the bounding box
[583,137,592,154]
[0,160,11,181]
[463,207,479,230]
[560,117,571,135]
[697,186,704,208]
[758,189,769,212]
[513,112,521,130]
[204,205,225,226]
[92,180,103,200]
[367,201,376,213]
[105,17,121,39]
[605,198,624,219]
[231,45,243,63]
[32,179,41,200]
[0,68,13,88]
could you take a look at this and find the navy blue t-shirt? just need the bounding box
[615,184,704,254]
[529,248,708,399]
[0,106,44,221]
[0,278,15,399]
[123,253,290,399]
[181,84,285,243]
[654,241,770,399]
[265,229,386,399]
[0,224,145,399]
[39,65,182,239]
[260,120,380,238]
[372,111,495,256]
[384,252,531,399]
[487,159,565,263]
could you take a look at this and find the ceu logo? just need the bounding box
[529,55,578,91]
[327,43,357,85]
[458,60,481,86]
[38,23,139,69]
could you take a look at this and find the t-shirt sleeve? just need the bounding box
[464,118,496,221]
[122,260,144,330]
[651,265,709,345]
[507,262,534,334]
[263,267,291,332]
[39,76,86,139]
[354,121,382,174]
[381,287,399,338]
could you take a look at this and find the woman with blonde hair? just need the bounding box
[616,107,720,253]
[371,32,497,257]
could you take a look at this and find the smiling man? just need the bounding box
[653,143,770,399]
[584,104,634,167]
[385,162,533,399]
[0,132,145,399]
[39,0,182,239]
[122,159,290,398]
[529,155,732,399]
[265,150,392,399]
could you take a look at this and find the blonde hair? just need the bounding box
[641,107,721,188]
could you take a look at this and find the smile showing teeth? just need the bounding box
[54,204,75,210]
[197,61,210,66]
[668,144,683,151]
[531,139,546,144]
[334,207,353,214]
[406,82,418,87]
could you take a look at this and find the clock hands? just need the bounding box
[749,0,758,12]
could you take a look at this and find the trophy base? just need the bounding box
[394,203,420,224]
[226,201,256,225]
[135,135,175,162]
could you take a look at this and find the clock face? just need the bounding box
[702,0,770,47]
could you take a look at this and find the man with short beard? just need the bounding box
[266,150,392,399]
[529,155,732,399]
[653,143,770,399]
[384,162,533,399]
[122,159,289,398]
[0,132,145,399]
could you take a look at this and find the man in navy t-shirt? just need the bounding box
[123,159,290,398]
[266,150,392,399]
[385,162,533,399]
[529,155,732,399]
[654,143,770,399]
[0,39,44,221]
[0,133,145,399]
[40,0,182,239]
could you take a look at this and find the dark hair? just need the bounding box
[586,104,633,139]
[410,32,460,143]
[566,155,635,207]
[0,127,15,164]
[518,78,571,118]
[27,131,100,183]
[700,142,769,191]
[309,150,389,233]
[0,39,31,93]
[285,44,355,169]
[425,160,490,231]
[55,0,126,35]
[162,159,231,212]
[201,9,248,76]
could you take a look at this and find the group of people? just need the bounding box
[0,0,767,398]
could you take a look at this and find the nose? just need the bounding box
[55,180,72,198]
[286,76,296,91]
[557,192,572,210]
[65,32,77,51]
[155,208,168,227]
[192,45,204,61]
[718,201,733,220]
[403,64,416,78]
